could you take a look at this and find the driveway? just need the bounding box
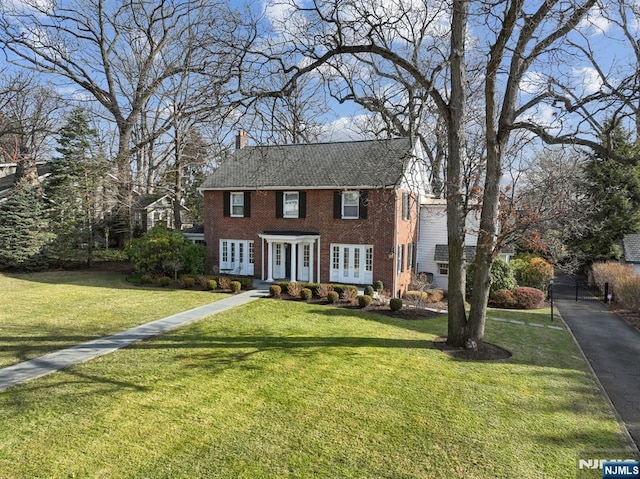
[554,274,640,450]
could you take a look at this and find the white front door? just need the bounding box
[273,242,285,279]
[330,244,373,285]
[297,243,311,282]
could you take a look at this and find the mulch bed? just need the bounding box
[433,336,513,361]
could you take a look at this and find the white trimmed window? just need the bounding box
[437,262,449,276]
[342,191,359,219]
[283,192,299,218]
[230,192,244,217]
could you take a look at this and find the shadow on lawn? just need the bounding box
[1,269,146,291]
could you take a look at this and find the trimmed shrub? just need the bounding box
[269,285,282,298]
[389,298,403,311]
[157,276,172,287]
[194,275,209,289]
[512,287,544,309]
[327,291,339,303]
[182,277,195,289]
[332,285,358,296]
[429,289,445,303]
[358,295,372,308]
[404,290,430,302]
[374,280,384,292]
[364,285,375,297]
[230,281,241,293]
[206,279,218,291]
[287,282,302,298]
[341,287,358,304]
[139,274,153,285]
[316,284,332,299]
[520,257,553,293]
[300,288,313,300]
[218,277,231,290]
[489,289,517,309]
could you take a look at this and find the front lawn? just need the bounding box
[0,271,226,368]
[0,299,632,478]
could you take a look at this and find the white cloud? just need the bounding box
[578,5,613,34]
[573,66,603,95]
[520,71,547,95]
[319,114,376,142]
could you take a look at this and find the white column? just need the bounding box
[308,241,314,285]
[261,237,265,281]
[266,240,274,282]
[290,242,297,283]
[317,237,321,283]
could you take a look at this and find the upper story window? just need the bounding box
[333,190,368,220]
[224,191,251,218]
[276,191,306,219]
[342,191,359,219]
[283,192,299,218]
[230,192,244,217]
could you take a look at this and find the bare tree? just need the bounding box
[0,0,240,233]
[0,73,63,192]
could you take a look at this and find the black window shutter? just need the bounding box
[333,191,342,219]
[276,191,283,218]
[223,192,230,217]
[299,191,307,218]
[244,191,251,218]
[359,190,368,219]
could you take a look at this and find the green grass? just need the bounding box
[0,271,226,368]
[0,298,632,478]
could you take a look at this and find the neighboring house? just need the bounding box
[622,234,640,275]
[132,194,194,233]
[183,225,205,246]
[0,162,51,203]
[416,198,514,289]
[200,136,429,296]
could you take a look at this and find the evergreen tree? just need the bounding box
[46,108,109,266]
[569,123,640,266]
[0,187,52,271]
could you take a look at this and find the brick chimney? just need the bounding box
[235,130,248,150]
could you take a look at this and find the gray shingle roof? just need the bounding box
[200,138,415,190]
[433,244,515,262]
[623,234,640,263]
[434,244,478,262]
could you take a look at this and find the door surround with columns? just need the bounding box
[258,231,321,283]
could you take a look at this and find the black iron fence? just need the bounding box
[553,279,613,303]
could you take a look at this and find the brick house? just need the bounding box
[200,136,430,296]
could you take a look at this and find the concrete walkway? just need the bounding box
[0,287,269,392]
[554,275,640,450]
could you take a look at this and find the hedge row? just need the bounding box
[275,282,359,298]
[592,262,640,311]
[132,273,253,291]
[489,286,544,310]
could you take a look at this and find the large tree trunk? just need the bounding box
[467,141,503,345]
[445,0,470,347]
